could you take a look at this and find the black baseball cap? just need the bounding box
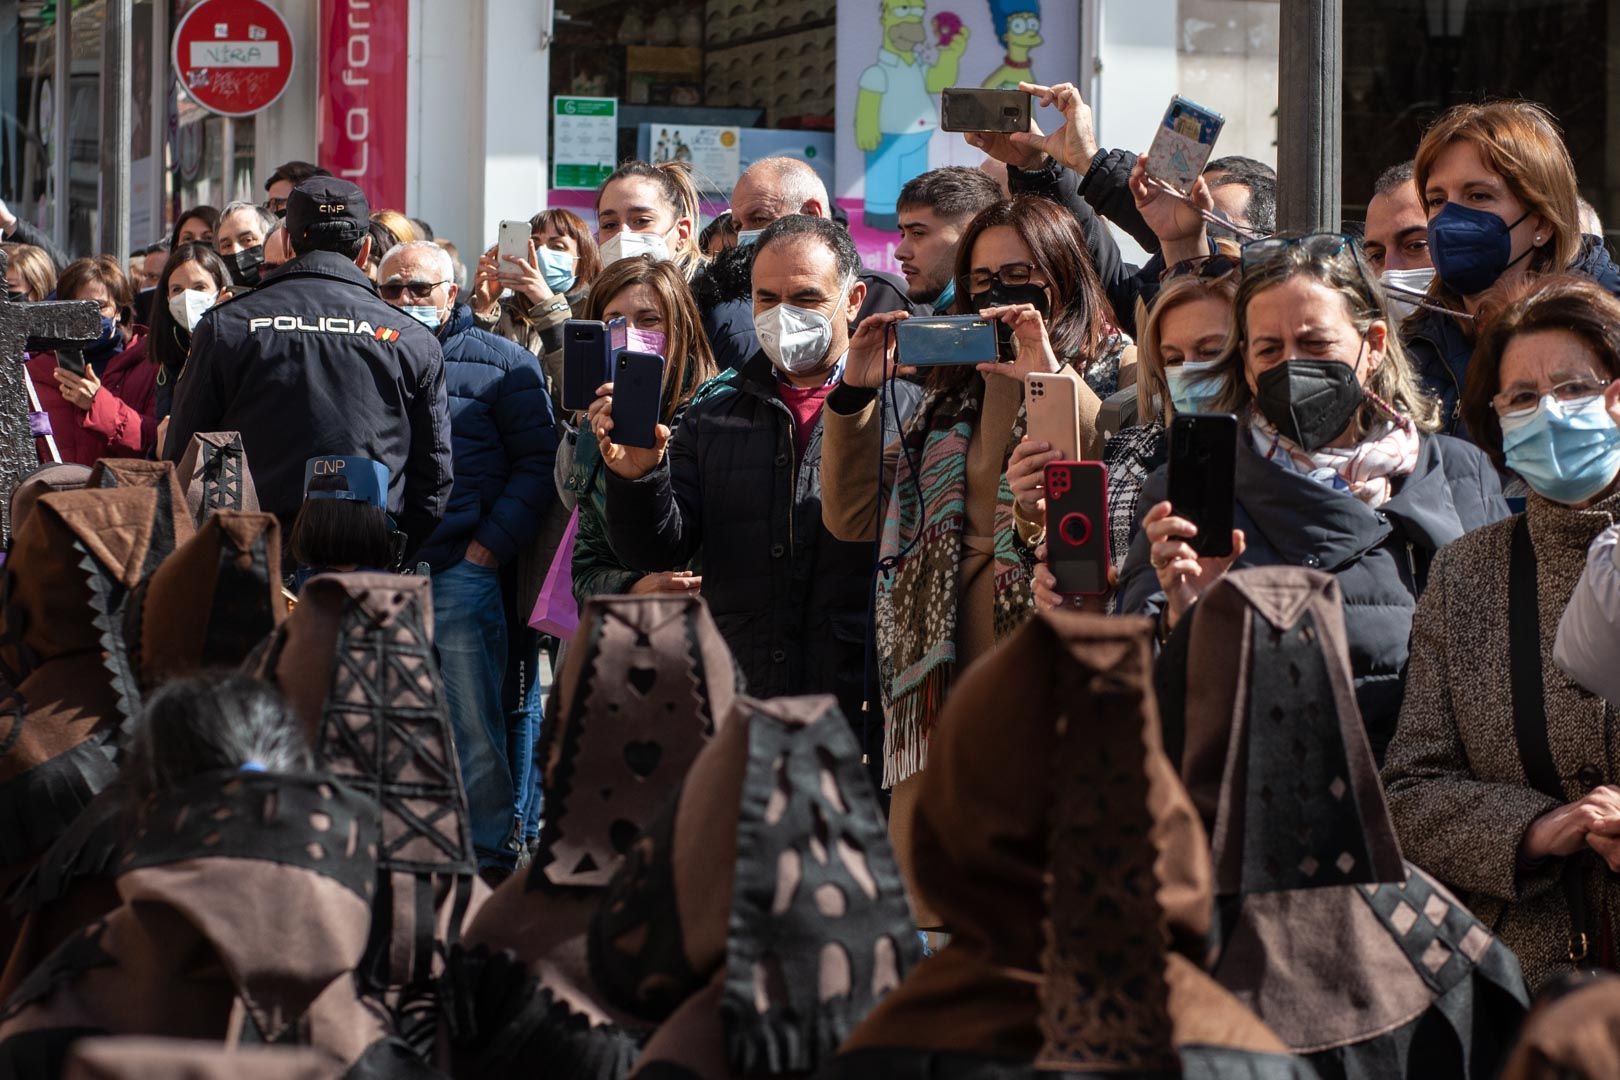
[285,177,370,248]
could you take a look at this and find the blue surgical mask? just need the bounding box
[932,277,957,312]
[1166,358,1223,416]
[736,228,764,248]
[1501,393,1620,504]
[402,304,442,330]
[1427,202,1532,297]
[537,246,577,292]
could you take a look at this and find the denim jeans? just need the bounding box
[505,626,546,846]
[433,558,516,870]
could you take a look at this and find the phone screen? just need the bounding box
[895,317,999,367]
[940,88,1031,133]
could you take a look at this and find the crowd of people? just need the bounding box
[1,78,1620,1077]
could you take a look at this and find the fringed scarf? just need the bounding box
[874,376,1037,789]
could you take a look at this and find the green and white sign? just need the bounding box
[553,96,618,190]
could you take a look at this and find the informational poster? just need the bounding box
[833,0,1081,272]
[319,0,409,211]
[553,96,617,190]
[648,124,741,194]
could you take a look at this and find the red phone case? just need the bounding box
[1044,461,1110,597]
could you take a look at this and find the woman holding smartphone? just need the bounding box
[827,194,1123,927]
[570,257,719,605]
[1117,233,1507,761]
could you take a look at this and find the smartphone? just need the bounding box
[610,349,666,450]
[940,87,1032,134]
[55,348,86,377]
[895,315,999,368]
[1025,370,1083,461]
[1144,96,1226,194]
[1044,461,1110,597]
[562,317,628,412]
[1168,413,1237,558]
[497,220,531,275]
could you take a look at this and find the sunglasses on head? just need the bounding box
[1239,232,1362,275]
[1159,252,1241,284]
[379,279,450,302]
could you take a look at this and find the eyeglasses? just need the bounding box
[1160,252,1240,284]
[1493,376,1612,417]
[968,262,1037,292]
[1240,233,1359,275]
[379,279,450,301]
[265,197,288,215]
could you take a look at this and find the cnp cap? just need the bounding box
[284,177,370,248]
[302,455,388,510]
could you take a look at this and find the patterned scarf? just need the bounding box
[1250,410,1422,508]
[875,376,1036,789]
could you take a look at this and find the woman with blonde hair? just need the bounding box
[1406,100,1620,437]
[4,242,54,301]
[1119,233,1509,759]
[369,208,422,244]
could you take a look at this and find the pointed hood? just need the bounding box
[589,694,918,1076]
[174,432,260,526]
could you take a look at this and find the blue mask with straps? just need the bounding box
[1166,358,1224,416]
[1427,202,1533,297]
[401,304,442,330]
[1501,393,1620,504]
[932,277,957,313]
[537,246,577,292]
[735,228,764,248]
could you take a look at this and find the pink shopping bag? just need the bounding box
[528,509,580,638]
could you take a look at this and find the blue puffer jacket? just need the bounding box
[417,304,559,572]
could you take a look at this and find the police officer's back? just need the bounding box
[164,178,452,553]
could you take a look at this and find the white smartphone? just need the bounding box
[497,220,531,276]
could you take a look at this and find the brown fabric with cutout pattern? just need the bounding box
[175,432,259,526]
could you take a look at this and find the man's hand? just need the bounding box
[629,571,702,595]
[54,366,100,412]
[1010,82,1098,173]
[464,540,500,569]
[965,117,1046,172]
[587,382,668,480]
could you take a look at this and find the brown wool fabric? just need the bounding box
[139,511,283,689]
[174,431,260,526]
[8,463,90,540]
[592,694,917,1079]
[253,572,481,1020]
[838,613,1290,1068]
[1501,974,1620,1080]
[65,1038,342,1079]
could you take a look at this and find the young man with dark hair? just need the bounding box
[895,166,1003,313]
[166,177,452,556]
[598,214,920,727]
[262,160,332,218]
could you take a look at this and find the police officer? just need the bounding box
[165,177,452,556]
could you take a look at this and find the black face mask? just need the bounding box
[970,281,1052,361]
[224,245,265,288]
[1253,359,1366,452]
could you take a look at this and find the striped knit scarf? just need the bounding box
[874,377,1036,789]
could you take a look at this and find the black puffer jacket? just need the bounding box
[1407,236,1620,440]
[1120,431,1509,760]
[695,244,922,371]
[603,353,921,719]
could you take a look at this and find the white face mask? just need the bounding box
[599,230,671,265]
[755,302,833,375]
[1379,266,1435,322]
[168,288,216,332]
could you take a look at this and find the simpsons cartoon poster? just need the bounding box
[835,0,1080,269]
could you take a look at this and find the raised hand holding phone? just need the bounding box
[1008,81,1099,174]
[976,303,1059,382]
[588,381,669,481]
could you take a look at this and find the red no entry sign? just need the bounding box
[172,0,296,118]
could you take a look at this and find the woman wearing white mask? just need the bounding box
[824,194,1124,928]
[1385,276,1620,995]
[148,242,229,424]
[593,160,706,282]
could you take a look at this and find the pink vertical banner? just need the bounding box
[318,0,409,211]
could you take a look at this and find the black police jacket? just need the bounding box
[164,250,453,551]
[602,352,921,722]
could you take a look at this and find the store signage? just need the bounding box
[319,0,408,211]
[172,0,295,118]
[553,97,618,190]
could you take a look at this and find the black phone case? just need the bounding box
[55,348,86,377]
[1045,461,1110,596]
[1168,414,1237,557]
[563,323,610,412]
[611,350,666,450]
[941,89,1031,133]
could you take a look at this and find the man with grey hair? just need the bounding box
[214,200,278,288]
[379,238,557,878]
[700,155,918,369]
